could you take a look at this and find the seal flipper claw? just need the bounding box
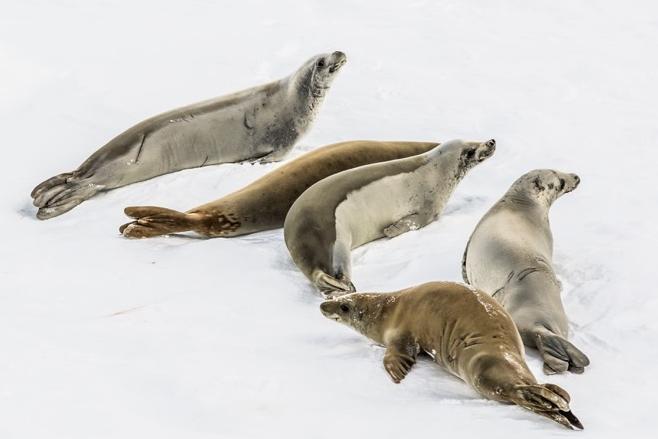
[534,329,590,375]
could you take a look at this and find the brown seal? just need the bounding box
[120,140,439,238]
[320,281,583,430]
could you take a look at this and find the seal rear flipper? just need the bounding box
[34,180,103,219]
[511,384,583,430]
[533,329,590,374]
[312,270,355,298]
[121,206,205,238]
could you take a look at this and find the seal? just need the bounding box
[320,281,583,430]
[284,138,496,296]
[31,51,347,220]
[118,140,439,239]
[462,169,590,374]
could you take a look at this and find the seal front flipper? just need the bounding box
[533,328,590,374]
[121,206,207,238]
[383,335,418,383]
[383,213,423,238]
[511,384,583,430]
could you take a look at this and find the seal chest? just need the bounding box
[319,282,583,430]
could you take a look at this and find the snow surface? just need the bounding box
[1,1,656,438]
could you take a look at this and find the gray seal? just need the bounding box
[462,169,590,374]
[320,281,583,429]
[31,51,347,219]
[284,138,496,296]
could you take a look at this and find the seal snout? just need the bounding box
[562,172,581,193]
[328,51,347,72]
[477,138,496,161]
[320,300,338,319]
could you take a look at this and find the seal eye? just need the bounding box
[559,178,566,191]
[317,59,326,68]
[339,303,350,313]
[465,149,476,160]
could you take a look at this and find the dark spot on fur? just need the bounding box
[215,214,241,235]
[533,177,544,191]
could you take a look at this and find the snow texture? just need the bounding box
[1,1,656,438]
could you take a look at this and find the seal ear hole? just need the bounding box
[339,303,350,313]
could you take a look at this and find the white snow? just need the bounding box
[1,1,656,437]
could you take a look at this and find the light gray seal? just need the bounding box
[284,138,496,296]
[31,51,347,219]
[320,281,583,429]
[462,169,590,374]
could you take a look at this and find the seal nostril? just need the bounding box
[487,139,496,147]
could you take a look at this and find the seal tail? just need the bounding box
[512,383,583,430]
[120,206,206,238]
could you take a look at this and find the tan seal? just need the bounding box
[320,281,583,430]
[120,140,439,238]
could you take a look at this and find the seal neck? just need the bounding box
[350,294,393,345]
[503,186,551,211]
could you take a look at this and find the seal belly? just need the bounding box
[334,171,421,249]
[466,209,552,294]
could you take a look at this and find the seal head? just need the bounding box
[506,169,580,206]
[293,51,347,99]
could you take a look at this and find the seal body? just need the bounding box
[31,51,347,219]
[284,139,496,296]
[320,282,583,430]
[119,140,439,238]
[462,169,590,374]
